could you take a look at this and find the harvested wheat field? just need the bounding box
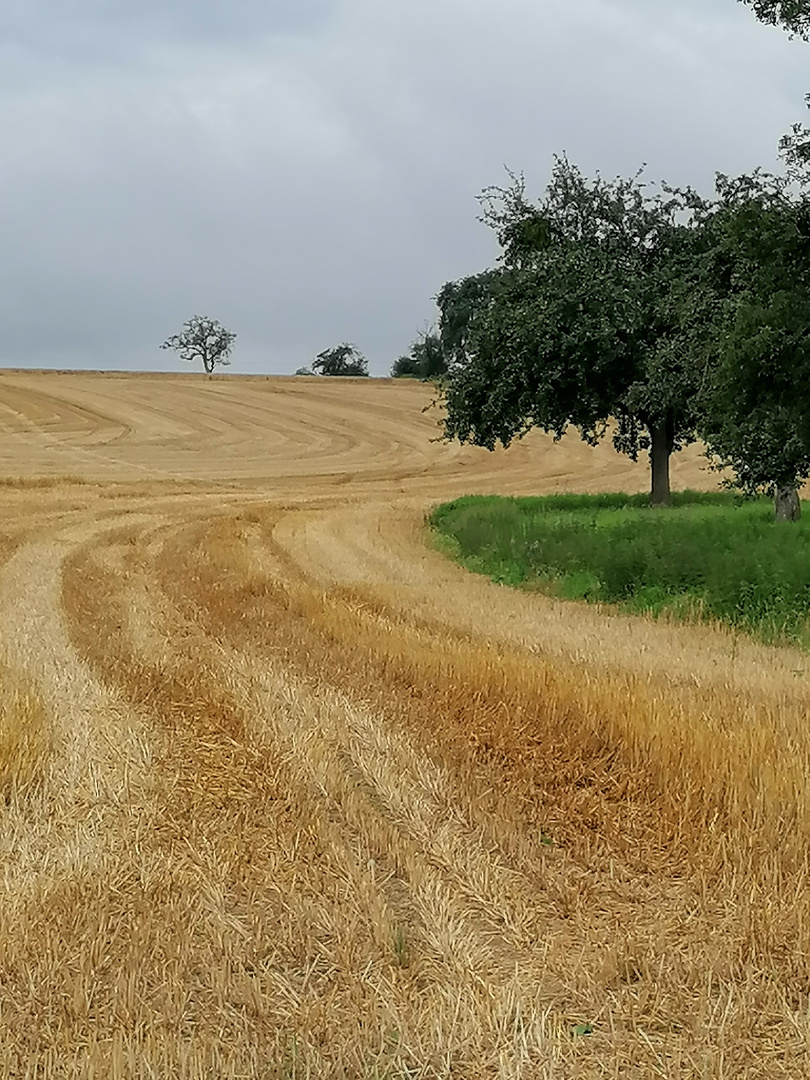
[1,368,809,1078]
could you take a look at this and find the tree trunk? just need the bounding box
[774,485,801,522]
[649,422,672,507]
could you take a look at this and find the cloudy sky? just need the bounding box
[0,0,807,376]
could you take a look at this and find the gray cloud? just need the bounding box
[0,0,333,61]
[0,0,807,375]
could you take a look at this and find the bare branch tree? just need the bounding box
[161,316,236,374]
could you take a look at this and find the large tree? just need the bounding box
[696,170,810,519]
[437,160,709,505]
[161,316,236,374]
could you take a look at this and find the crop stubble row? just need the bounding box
[0,373,807,1076]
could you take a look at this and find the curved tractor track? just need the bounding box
[0,370,808,1078]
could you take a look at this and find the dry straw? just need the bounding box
[0,373,807,1075]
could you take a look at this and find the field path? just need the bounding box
[0,371,807,1078]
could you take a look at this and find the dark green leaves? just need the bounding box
[437,159,704,501]
[436,153,810,515]
[391,331,449,380]
[311,343,369,377]
[739,0,810,37]
[699,171,810,500]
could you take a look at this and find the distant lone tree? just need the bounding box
[312,343,369,376]
[161,316,236,374]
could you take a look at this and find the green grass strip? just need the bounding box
[429,491,810,647]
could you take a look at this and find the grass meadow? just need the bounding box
[430,490,810,647]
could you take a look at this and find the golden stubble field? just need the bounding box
[1,369,809,1078]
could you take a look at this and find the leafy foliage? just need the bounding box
[739,0,810,36]
[312,344,369,377]
[434,151,810,518]
[780,110,810,177]
[390,356,419,378]
[161,316,236,374]
[390,331,449,380]
[437,159,709,504]
[695,169,810,509]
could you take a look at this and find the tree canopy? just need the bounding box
[739,0,810,36]
[437,159,708,505]
[695,170,810,519]
[391,331,449,380]
[161,316,236,374]
[436,152,810,519]
[312,344,369,377]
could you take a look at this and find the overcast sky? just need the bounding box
[0,0,807,376]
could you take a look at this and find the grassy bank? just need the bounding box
[430,491,810,646]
